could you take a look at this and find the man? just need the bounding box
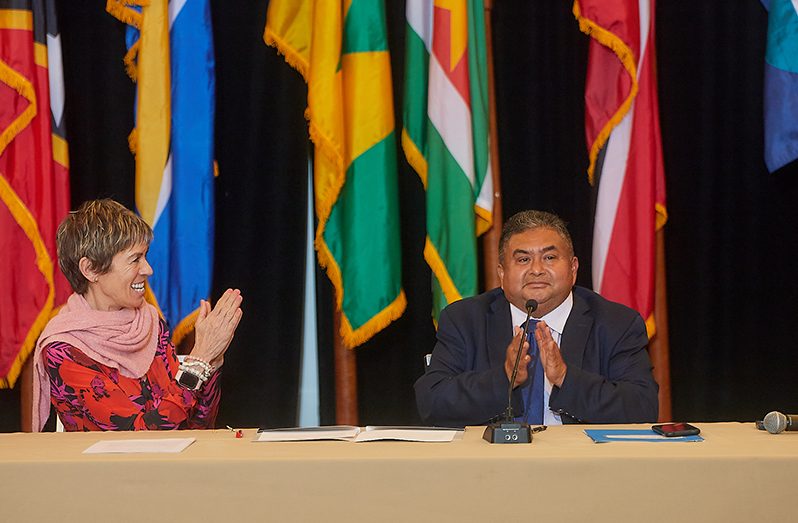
[415,210,658,426]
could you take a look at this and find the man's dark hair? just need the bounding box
[498,210,574,262]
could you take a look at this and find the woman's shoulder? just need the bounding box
[43,340,74,362]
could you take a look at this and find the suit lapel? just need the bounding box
[487,290,513,370]
[560,291,592,369]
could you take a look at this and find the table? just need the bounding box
[1,423,795,522]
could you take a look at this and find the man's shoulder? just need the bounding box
[573,286,643,324]
[442,288,506,319]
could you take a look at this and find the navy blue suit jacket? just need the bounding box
[414,286,659,426]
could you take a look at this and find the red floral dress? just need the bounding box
[44,320,220,431]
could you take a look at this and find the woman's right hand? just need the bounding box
[190,288,243,369]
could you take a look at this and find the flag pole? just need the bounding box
[651,228,672,421]
[19,358,33,431]
[482,0,503,290]
[333,309,359,425]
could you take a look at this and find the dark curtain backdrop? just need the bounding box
[2,0,796,431]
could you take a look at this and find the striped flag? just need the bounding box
[574,0,666,337]
[403,0,492,320]
[0,0,70,387]
[265,0,406,348]
[762,0,798,173]
[106,0,216,343]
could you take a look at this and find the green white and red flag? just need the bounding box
[403,0,493,319]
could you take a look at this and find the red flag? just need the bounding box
[0,2,70,388]
[574,0,666,337]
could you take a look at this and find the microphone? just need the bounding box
[483,299,538,444]
[763,411,798,434]
[506,299,539,418]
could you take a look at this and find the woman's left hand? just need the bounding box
[190,288,243,369]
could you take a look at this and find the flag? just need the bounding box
[762,0,798,173]
[0,0,70,387]
[574,0,667,338]
[403,0,493,320]
[265,0,405,348]
[106,0,216,343]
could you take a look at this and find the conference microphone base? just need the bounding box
[483,422,532,444]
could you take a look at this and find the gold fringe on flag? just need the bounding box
[0,59,37,155]
[572,0,639,186]
[105,0,146,28]
[0,176,55,388]
[401,128,428,188]
[264,27,309,80]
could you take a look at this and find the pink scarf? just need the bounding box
[32,293,159,431]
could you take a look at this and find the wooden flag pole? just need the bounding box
[20,356,33,432]
[333,309,359,425]
[650,228,672,421]
[482,0,503,290]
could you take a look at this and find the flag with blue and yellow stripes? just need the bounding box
[265,0,405,348]
[107,0,215,343]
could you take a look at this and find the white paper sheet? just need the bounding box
[83,438,196,454]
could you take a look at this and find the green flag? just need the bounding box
[403,0,492,319]
[266,0,405,347]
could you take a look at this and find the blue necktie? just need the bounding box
[522,319,544,425]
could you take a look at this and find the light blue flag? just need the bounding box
[125,0,216,341]
[763,0,798,172]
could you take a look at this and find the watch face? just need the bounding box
[178,370,200,390]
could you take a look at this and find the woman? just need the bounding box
[32,199,243,431]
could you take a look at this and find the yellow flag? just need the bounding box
[265,0,405,347]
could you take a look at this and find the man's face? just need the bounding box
[498,227,578,317]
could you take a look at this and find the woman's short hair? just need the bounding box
[57,199,153,294]
[498,210,574,262]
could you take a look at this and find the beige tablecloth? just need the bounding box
[1,423,795,522]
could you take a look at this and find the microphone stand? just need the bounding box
[483,299,538,444]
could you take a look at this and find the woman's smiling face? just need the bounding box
[83,242,153,311]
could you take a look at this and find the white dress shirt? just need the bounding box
[509,292,574,426]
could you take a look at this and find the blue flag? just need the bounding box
[763,0,798,172]
[116,0,216,342]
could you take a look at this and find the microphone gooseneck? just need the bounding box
[483,298,540,443]
[504,299,538,421]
